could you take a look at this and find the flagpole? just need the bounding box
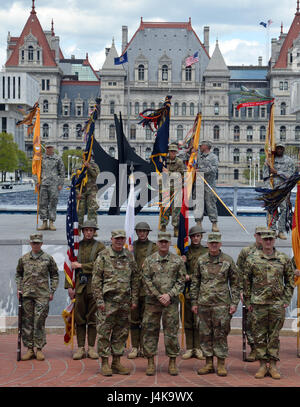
[127,62,130,138]
[198,52,202,113]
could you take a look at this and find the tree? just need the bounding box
[0,133,18,182]
[16,149,31,180]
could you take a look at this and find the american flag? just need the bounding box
[185,51,199,67]
[267,19,273,26]
[63,179,79,289]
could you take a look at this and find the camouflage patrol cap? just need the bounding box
[189,225,205,236]
[275,142,285,149]
[45,142,54,148]
[135,222,152,231]
[168,143,178,152]
[261,230,276,239]
[255,226,269,234]
[111,229,126,238]
[207,232,222,243]
[200,140,212,148]
[81,220,99,230]
[157,232,172,242]
[30,233,43,243]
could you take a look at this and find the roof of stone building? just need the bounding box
[100,39,126,74]
[204,40,230,77]
[58,82,100,118]
[6,4,58,67]
[59,54,99,81]
[274,6,300,69]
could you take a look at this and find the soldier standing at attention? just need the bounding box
[142,232,186,376]
[160,143,185,237]
[195,140,219,232]
[36,142,65,231]
[92,230,139,376]
[181,225,207,361]
[262,143,295,240]
[15,234,59,361]
[236,226,267,362]
[65,220,105,360]
[243,229,295,380]
[76,155,100,235]
[190,233,240,377]
[127,222,158,359]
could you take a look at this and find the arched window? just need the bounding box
[295,126,300,141]
[145,147,152,160]
[234,126,240,141]
[138,64,145,81]
[130,125,136,140]
[182,103,186,116]
[28,46,34,61]
[142,102,147,111]
[213,125,220,140]
[145,128,152,140]
[177,125,183,141]
[42,123,49,139]
[260,126,266,141]
[214,102,219,116]
[109,147,115,158]
[213,148,219,160]
[284,81,288,90]
[190,103,194,116]
[174,103,179,116]
[150,102,155,109]
[185,66,192,81]
[43,100,48,113]
[162,65,168,81]
[110,101,115,115]
[109,124,115,140]
[279,81,283,90]
[234,169,239,180]
[280,126,286,141]
[76,124,82,139]
[134,102,140,115]
[246,126,253,142]
[280,102,286,116]
[233,148,240,164]
[63,124,69,139]
[246,148,253,162]
[63,146,68,151]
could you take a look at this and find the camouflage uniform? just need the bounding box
[76,160,100,228]
[92,245,139,357]
[64,238,105,348]
[262,153,295,233]
[195,150,218,224]
[15,245,59,350]
[160,155,185,229]
[190,249,240,359]
[142,251,186,357]
[130,239,158,351]
[36,153,65,222]
[183,242,208,352]
[243,248,295,362]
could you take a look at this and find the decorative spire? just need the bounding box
[51,19,55,36]
[281,21,283,35]
[31,0,36,14]
[297,0,300,13]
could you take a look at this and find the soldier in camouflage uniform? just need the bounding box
[64,220,105,360]
[75,156,100,234]
[243,229,295,379]
[181,225,207,361]
[236,225,268,362]
[92,230,139,376]
[195,140,219,232]
[160,143,185,237]
[36,142,65,231]
[15,233,59,361]
[127,222,158,359]
[142,232,186,376]
[190,233,240,377]
[262,143,295,240]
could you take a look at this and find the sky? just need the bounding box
[0,0,299,70]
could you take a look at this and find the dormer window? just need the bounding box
[28,46,34,61]
[138,64,145,81]
[162,65,168,81]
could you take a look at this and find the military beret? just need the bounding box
[275,143,285,149]
[111,230,126,238]
[135,222,151,231]
[255,226,269,234]
[261,230,276,239]
[45,142,54,148]
[81,220,99,230]
[30,233,43,243]
[207,232,222,243]
[189,225,206,236]
[200,140,212,148]
[157,232,172,242]
[168,143,178,152]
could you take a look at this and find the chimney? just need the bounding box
[258,56,262,66]
[122,26,128,53]
[204,26,210,56]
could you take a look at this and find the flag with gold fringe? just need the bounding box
[292,180,300,356]
[16,102,39,137]
[31,107,42,194]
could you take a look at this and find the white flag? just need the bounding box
[125,173,135,246]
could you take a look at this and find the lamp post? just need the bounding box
[249,157,252,187]
[67,155,72,180]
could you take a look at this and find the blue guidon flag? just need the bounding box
[114,51,128,65]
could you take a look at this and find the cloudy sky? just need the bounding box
[0,0,299,70]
